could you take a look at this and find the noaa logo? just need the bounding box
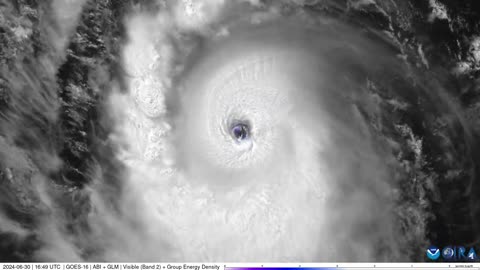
[426,246,440,260]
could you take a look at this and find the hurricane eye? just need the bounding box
[230,122,250,142]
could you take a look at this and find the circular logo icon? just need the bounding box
[426,246,441,260]
[442,246,455,260]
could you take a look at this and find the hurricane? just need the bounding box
[0,0,479,262]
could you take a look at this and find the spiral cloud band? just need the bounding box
[112,2,421,261]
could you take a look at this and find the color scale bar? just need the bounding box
[227,268,337,270]
[225,268,473,270]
